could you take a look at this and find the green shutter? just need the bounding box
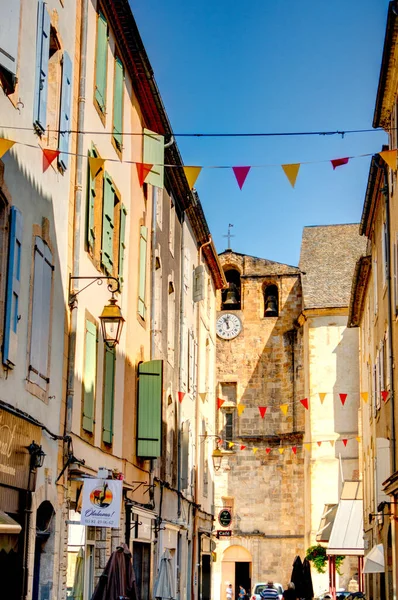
[138,225,148,319]
[143,129,164,188]
[82,320,97,432]
[95,12,108,113]
[102,345,115,444]
[113,58,124,149]
[102,173,114,273]
[86,146,97,251]
[119,204,127,285]
[137,360,163,458]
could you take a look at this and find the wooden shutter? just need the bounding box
[143,129,164,188]
[193,265,205,302]
[102,345,115,443]
[0,1,21,77]
[33,1,50,132]
[138,225,148,319]
[113,58,124,149]
[95,12,108,113]
[180,422,189,489]
[118,204,127,284]
[137,360,162,458]
[82,320,97,433]
[101,174,114,273]
[29,237,53,390]
[86,147,97,251]
[3,206,23,368]
[58,51,72,170]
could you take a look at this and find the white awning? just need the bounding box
[0,511,21,535]
[363,544,385,574]
[327,499,364,556]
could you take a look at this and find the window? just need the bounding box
[264,284,279,317]
[102,344,115,444]
[29,237,53,391]
[33,1,50,133]
[225,412,233,442]
[3,206,23,368]
[138,225,148,319]
[94,11,108,116]
[136,360,163,458]
[382,221,388,287]
[154,255,162,341]
[373,257,378,315]
[112,57,124,152]
[82,319,97,434]
[181,420,189,489]
[169,198,175,256]
[167,278,175,365]
[155,187,163,229]
[0,1,21,93]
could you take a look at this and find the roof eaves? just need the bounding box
[373,1,398,129]
[347,256,372,328]
[360,155,384,237]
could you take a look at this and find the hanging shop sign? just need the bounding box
[217,530,232,538]
[81,478,122,528]
[218,508,232,527]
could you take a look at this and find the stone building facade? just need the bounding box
[212,250,305,598]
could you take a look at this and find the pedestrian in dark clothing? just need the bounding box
[283,582,298,600]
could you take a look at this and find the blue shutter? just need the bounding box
[86,145,98,251]
[94,12,108,113]
[82,320,97,433]
[3,207,23,368]
[0,1,21,77]
[29,237,53,390]
[58,51,72,171]
[118,204,126,285]
[137,360,163,458]
[102,345,115,444]
[101,174,114,273]
[33,1,50,132]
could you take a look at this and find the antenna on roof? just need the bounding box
[223,224,235,250]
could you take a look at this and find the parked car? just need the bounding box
[251,582,283,600]
[316,591,351,600]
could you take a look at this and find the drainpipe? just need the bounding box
[177,212,186,518]
[21,467,35,600]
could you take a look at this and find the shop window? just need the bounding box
[221,269,241,310]
[264,284,279,317]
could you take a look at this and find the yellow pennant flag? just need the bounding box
[89,156,105,179]
[380,149,398,171]
[199,392,207,403]
[304,443,311,451]
[356,436,361,443]
[282,163,300,188]
[278,447,285,455]
[252,447,258,454]
[184,166,202,189]
[329,440,335,447]
[280,404,288,416]
[237,404,245,416]
[228,441,234,449]
[319,393,327,404]
[360,392,368,403]
[0,138,15,159]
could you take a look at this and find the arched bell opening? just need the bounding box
[222,269,241,310]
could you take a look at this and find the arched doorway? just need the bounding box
[222,545,252,600]
[32,501,55,600]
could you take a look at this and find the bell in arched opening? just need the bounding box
[264,284,279,317]
[223,282,240,308]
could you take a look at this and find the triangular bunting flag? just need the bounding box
[339,393,347,406]
[361,392,369,403]
[380,149,398,171]
[329,440,335,447]
[252,447,258,454]
[199,392,207,403]
[259,406,268,418]
[319,393,327,404]
[300,398,309,410]
[184,166,202,189]
[278,447,285,455]
[282,163,300,188]
[292,446,297,455]
[240,445,246,451]
[381,391,389,402]
[342,439,348,447]
[178,392,185,404]
[217,398,225,410]
[280,404,288,415]
[232,166,251,190]
[228,441,234,449]
[356,436,361,443]
[0,138,15,159]
[89,156,105,179]
[317,441,322,447]
[304,443,311,451]
[136,162,153,186]
[237,404,245,416]
[266,447,271,454]
[43,148,60,172]
[331,157,349,170]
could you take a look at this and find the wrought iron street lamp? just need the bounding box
[212,447,223,471]
[28,441,46,469]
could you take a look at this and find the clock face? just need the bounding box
[216,313,242,340]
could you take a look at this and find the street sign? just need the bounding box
[218,508,232,527]
[217,530,232,538]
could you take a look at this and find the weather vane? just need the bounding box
[223,224,235,250]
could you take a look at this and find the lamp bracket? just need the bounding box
[69,275,120,307]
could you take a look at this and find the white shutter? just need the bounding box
[376,438,391,507]
[0,0,21,76]
[193,265,205,302]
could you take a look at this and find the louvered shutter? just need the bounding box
[33,1,50,132]
[29,237,53,390]
[113,58,124,149]
[82,320,97,432]
[58,51,72,170]
[86,147,96,251]
[102,345,115,443]
[95,12,108,113]
[118,204,127,285]
[102,174,114,274]
[143,129,164,188]
[137,360,162,458]
[193,265,205,302]
[181,422,189,489]
[138,225,148,319]
[0,1,21,77]
[3,206,23,368]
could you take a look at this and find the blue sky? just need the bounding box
[132,0,389,266]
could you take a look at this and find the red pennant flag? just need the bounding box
[266,447,271,454]
[342,439,348,447]
[217,398,225,410]
[292,446,297,455]
[136,162,153,186]
[331,157,349,170]
[339,393,347,406]
[43,148,60,172]
[232,166,251,190]
[317,441,322,447]
[240,445,246,451]
[178,392,185,404]
[300,398,309,410]
[259,406,268,418]
[381,391,389,402]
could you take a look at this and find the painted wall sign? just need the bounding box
[81,478,122,528]
[218,508,232,527]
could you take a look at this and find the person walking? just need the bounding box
[238,585,247,600]
[283,582,298,600]
[260,581,279,599]
[226,584,234,600]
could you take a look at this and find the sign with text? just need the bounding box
[218,508,232,527]
[81,479,122,528]
[217,530,232,538]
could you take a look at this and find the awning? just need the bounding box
[316,504,338,543]
[0,511,21,535]
[363,544,385,574]
[327,499,364,556]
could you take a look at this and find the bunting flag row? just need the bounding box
[0,136,396,191]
